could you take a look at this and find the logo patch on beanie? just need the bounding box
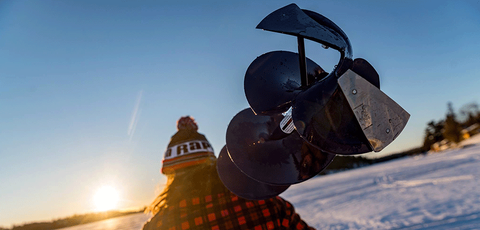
[164,140,213,159]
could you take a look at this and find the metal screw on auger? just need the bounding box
[386,128,391,134]
[352,89,357,95]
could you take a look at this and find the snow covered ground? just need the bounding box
[282,134,480,229]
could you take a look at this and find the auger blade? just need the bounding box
[245,51,326,115]
[226,108,335,185]
[257,3,352,58]
[216,146,289,200]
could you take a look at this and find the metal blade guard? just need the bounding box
[338,70,410,152]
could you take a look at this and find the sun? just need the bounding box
[93,186,119,211]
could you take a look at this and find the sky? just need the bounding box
[1,0,480,227]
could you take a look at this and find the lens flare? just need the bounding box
[93,186,119,211]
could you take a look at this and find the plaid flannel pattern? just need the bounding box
[143,193,314,230]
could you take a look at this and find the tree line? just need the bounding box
[422,102,480,151]
[4,208,145,230]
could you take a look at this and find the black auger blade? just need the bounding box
[225,108,335,185]
[244,51,326,115]
[216,146,289,200]
[256,3,352,59]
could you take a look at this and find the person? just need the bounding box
[143,116,315,230]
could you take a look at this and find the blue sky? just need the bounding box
[1,0,480,227]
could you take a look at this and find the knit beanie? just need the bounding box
[161,116,216,175]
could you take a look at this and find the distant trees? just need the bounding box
[442,102,463,143]
[423,101,480,151]
[422,120,444,152]
[459,102,480,127]
[8,209,144,230]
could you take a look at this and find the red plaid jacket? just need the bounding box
[143,193,315,230]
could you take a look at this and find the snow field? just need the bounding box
[282,135,480,229]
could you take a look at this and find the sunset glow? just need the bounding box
[93,186,119,211]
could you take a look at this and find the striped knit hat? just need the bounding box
[161,116,216,175]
